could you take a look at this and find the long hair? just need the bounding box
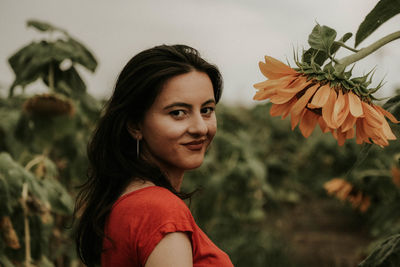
[74,44,223,266]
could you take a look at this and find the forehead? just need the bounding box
[153,71,214,106]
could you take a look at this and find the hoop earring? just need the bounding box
[136,139,140,158]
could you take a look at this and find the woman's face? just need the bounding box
[139,71,217,177]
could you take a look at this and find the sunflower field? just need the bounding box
[1,1,400,266]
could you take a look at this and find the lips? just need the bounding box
[183,139,206,151]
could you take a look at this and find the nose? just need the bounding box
[188,113,208,136]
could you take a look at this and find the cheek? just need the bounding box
[207,118,217,141]
[162,123,188,140]
[143,117,185,141]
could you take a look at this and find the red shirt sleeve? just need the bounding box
[132,188,195,264]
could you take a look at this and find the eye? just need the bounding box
[201,107,215,116]
[169,110,187,119]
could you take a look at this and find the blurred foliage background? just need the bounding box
[1,16,400,267]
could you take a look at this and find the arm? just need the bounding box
[145,232,193,267]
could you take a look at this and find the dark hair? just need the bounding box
[74,44,223,266]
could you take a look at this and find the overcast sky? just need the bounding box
[1,0,399,106]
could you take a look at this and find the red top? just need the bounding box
[102,186,233,267]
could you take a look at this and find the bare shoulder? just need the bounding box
[145,232,193,267]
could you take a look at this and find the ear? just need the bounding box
[127,121,142,140]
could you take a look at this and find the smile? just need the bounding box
[183,139,206,151]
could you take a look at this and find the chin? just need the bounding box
[182,158,204,170]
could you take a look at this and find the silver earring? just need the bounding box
[136,139,140,158]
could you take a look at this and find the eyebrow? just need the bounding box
[163,99,215,110]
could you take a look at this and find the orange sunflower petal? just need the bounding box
[324,178,346,194]
[253,80,272,90]
[359,197,370,212]
[381,119,396,140]
[299,109,319,138]
[345,128,355,139]
[335,127,355,146]
[259,56,297,79]
[336,182,352,201]
[270,98,297,118]
[291,108,306,130]
[348,92,363,117]
[356,119,370,144]
[253,89,275,101]
[374,105,400,123]
[290,84,319,116]
[254,75,294,90]
[362,119,388,146]
[276,76,311,98]
[318,116,330,133]
[333,90,350,127]
[336,129,346,146]
[253,75,295,100]
[270,94,295,105]
[341,113,357,132]
[281,98,297,119]
[362,102,383,128]
[322,89,337,128]
[309,84,331,108]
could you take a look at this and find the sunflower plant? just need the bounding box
[0,20,101,267]
[254,0,400,148]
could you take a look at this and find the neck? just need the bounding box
[140,149,185,191]
[164,169,184,191]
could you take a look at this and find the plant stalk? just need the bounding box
[336,31,400,73]
[49,63,55,92]
[21,183,31,267]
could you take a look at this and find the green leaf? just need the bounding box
[0,173,12,217]
[303,29,349,67]
[358,234,400,267]
[355,0,400,47]
[27,19,64,34]
[40,178,74,215]
[0,174,12,216]
[8,41,52,89]
[0,152,73,216]
[0,253,15,267]
[66,38,97,72]
[308,24,337,54]
[8,21,97,95]
[59,67,87,94]
[50,39,97,72]
[42,66,87,96]
[0,152,46,206]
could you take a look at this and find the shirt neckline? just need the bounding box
[113,185,160,208]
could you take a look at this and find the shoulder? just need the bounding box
[112,186,192,222]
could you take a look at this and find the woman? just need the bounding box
[75,44,234,267]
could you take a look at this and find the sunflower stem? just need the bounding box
[336,31,400,73]
[21,183,31,267]
[48,63,54,92]
[328,55,339,64]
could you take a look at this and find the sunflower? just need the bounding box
[23,93,75,117]
[324,178,370,212]
[254,56,399,147]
